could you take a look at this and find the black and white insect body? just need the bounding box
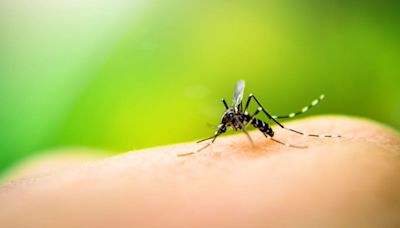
[178,80,340,156]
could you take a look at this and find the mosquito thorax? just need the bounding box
[221,108,235,124]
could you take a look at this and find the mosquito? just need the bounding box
[178,80,341,156]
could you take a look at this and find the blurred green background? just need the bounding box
[0,0,399,174]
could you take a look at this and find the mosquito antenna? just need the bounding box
[206,122,219,129]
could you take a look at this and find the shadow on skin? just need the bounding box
[1,116,400,228]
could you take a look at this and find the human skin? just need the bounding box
[0,116,400,228]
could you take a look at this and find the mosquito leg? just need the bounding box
[178,125,226,156]
[283,128,341,138]
[264,134,307,149]
[177,136,218,157]
[196,133,219,153]
[244,94,252,112]
[271,94,325,119]
[246,94,341,138]
[244,94,284,127]
[236,120,254,145]
[221,98,229,110]
[177,137,217,156]
[253,118,307,148]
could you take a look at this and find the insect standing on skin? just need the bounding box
[178,80,341,156]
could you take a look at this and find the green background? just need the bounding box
[0,0,399,174]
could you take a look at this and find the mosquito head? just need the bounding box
[221,108,234,122]
[221,108,243,130]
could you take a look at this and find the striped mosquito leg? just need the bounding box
[177,138,215,157]
[178,126,226,156]
[272,94,325,119]
[244,94,340,138]
[283,127,341,138]
[264,134,307,149]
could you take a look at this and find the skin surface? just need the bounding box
[0,116,400,228]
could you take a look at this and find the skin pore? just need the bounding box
[0,116,400,228]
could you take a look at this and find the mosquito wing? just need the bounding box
[232,80,245,108]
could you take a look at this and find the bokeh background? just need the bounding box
[0,0,399,175]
